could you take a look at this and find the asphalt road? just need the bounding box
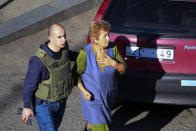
[1,2,196,131]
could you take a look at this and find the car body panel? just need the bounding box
[91,0,196,105]
[119,70,196,105]
[109,34,196,74]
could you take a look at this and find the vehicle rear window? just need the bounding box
[103,0,196,36]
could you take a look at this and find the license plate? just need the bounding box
[126,46,174,60]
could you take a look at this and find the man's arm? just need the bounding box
[22,56,42,123]
[69,50,79,61]
[65,41,79,61]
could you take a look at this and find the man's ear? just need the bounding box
[48,35,52,41]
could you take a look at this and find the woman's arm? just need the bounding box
[112,59,126,73]
[77,82,92,101]
[101,54,125,73]
[97,45,127,74]
[75,49,92,101]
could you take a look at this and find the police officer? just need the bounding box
[22,24,77,131]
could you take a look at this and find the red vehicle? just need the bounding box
[91,0,196,105]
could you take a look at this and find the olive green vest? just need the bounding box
[34,47,72,102]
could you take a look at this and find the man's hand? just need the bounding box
[22,108,34,123]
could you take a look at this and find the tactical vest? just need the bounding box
[34,47,72,102]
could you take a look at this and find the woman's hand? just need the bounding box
[97,54,125,73]
[78,82,92,101]
[97,54,117,67]
[82,89,92,101]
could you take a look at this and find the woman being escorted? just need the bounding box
[76,20,127,131]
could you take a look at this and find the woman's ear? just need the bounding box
[91,37,97,44]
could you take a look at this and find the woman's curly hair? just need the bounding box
[88,20,111,44]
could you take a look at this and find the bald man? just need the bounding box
[22,24,78,131]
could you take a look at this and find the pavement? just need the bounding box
[0,0,103,130]
[0,0,101,45]
[0,0,54,23]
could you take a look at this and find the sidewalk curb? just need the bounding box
[0,0,101,45]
